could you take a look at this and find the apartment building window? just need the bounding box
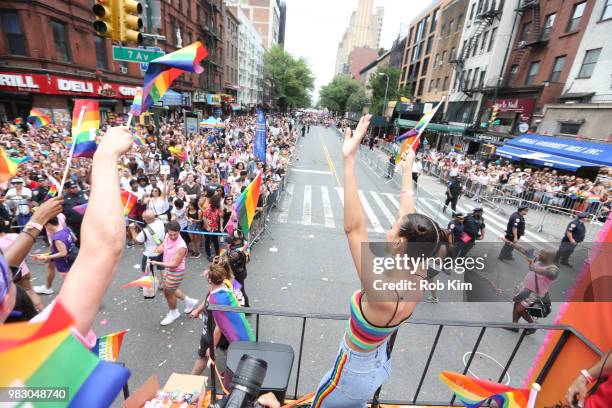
[426,35,434,54]
[488,27,497,51]
[422,57,430,74]
[450,47,456,61]
[549,55,566,82]
[431,8,439,32]
[449,19,454,33]
[567,1,586,32]
[520,21,531,43]
[434,53,440,67]
[469,3,476,20]
[481,31,489,51]
[472,68,480,88]
[441,50,447,65]
[559,122,581,136]
[479,70,486,87]
[602,0,612,20]
[541,13,555,40]
[462,40,467,57]
[471,35,479,57]
[429,79,434,92]
[1,12,26,55]
[443,76,449,90]
[525,61,539,85]
[457,14,463,31]
[417,78,425,95]
[186,0,191,16]
[441,23,446,36]
[465,69,473,89]
[94,36,108,69]
[436,78,440,90]
[577,48,601,78]
[51,20,71,62]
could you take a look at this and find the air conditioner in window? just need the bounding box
[120,66,128,74]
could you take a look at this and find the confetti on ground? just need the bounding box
[281,287,288,290]
[158,360,167,367]
[133,264,140,269]
[168,344,172,348]
[321,278,329,281]
[308,234,315,238]
[269,246,278,252]
[100,319,108,325]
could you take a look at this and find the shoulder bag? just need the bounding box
[526,273,551,319]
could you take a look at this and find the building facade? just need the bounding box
[229,0,280,49]
[537,0,612,141]
[398,1,442,102]
[479,0,596,137]
[278,1,287,47]
[198,0,225,94]
[232,6,264,107]
[334,0,384,75]
[223,6,240,100]
[348,47,379,81]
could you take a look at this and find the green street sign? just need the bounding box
[112,46,165,63]
[492,119,501,125]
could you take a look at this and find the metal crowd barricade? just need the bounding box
[206,304,604,407]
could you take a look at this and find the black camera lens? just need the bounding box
[231,354,267,398]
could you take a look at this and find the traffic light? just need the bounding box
[119,0,143,44]
[93,0,115,38]
[489,104,501,125]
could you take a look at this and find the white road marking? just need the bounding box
[384,193,400,209]
[321,186,336,228]
[370,191,395,228]
[358,190,384,234]
[293,169,333,175]
[335,187,344,206]
[301,185,312,226]
[278,183,294,223]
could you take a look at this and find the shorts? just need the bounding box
[197,331,229,358]
[513,288,538,308]
[187,222,202,232]
[141,254,164,273]
[311,336,391,408]
[164,269,185,291]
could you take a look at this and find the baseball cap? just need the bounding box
[10,177,24,184]
[518,204,529,211]
[577,212,590,219]
[63,181,76,189]
[473,207,484,213]
[455,212,465,218]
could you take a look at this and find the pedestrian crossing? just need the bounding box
[276,182,550,245]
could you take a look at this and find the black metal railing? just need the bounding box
[206,304,604,406]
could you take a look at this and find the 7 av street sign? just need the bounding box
[112,46,165,63]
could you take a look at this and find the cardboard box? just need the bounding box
[124,373,208,408]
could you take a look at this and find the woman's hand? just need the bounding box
[341,114,371,159]
[399,149,416,172]
[31,197,64,225]
[96,126,133,158]
[566,374,588,408]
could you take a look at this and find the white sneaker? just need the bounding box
[425,295,439,303]
[183,297,198,314]
[160,309,180,326]
[33,285,54,295]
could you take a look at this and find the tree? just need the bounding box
[264,44,315,111]
[318,75,363,114]
[346,85,370,113]
[367,66,412,116]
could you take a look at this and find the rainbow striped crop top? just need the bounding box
[346,290,401,351]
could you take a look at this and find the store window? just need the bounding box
[1,11,26,55]
[578,48,601,78]
[566,1,586,32]
[559,122,581,136]
[51,20,71,62]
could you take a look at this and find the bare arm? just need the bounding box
[58,127,133,337]
[152,247,186,269]
[388,150,416,240]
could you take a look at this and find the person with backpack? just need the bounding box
[33,215,78,280]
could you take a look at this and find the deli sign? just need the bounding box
[0,72,138,99]
[486,98,535,115]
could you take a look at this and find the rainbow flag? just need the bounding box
[129,87,143,117]
[73,203,88,216]
[71,100,100,158]
[208,287,254,343]
[92,330,128,363]
[45,184,58,200]
[0,301,131,407]
[394,98,444,164]
[439,370,530,408]
[0,147,20,183]
[121,275,154,289]
[137,42,208,115]
[133,132,147,146]
[233,171,263,236]
[27,108,51,129]
[121,190,138,216]
[14,117,23,125]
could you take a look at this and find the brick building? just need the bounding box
[347,47,378,81]
[198,0,225,95]
[223,6,240,101]
[480,0,596,136]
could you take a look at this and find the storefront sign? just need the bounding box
[0,72,138,99]
[486,98,535,115]
[206,94,222,106]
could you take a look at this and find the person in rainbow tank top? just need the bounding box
[311,115,447,408]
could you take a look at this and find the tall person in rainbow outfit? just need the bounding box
[311,115,447,408]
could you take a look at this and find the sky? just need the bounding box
[283,0,435,103]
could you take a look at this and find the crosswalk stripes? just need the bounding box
[278,183,294,224]
[358,190,384,234]
[320,186,335,228]
[383,193,399,209]
[370,191,395,227]
[302,184,312,226]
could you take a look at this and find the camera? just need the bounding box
[209,354,267,408]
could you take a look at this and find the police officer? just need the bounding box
[444,175,463,217]
[386,152,396,179]
[447,212,465,257]
[62,181,88,245]
[459,208,486,257]
[498,204,529,261]
[555,212,588,267]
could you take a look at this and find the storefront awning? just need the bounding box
[161,90,183,106]
[395,119,466,134]
[505,134,612,167]
[496,145,601,171]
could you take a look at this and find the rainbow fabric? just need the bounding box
[129,87,143,117]
[121,190,138,216]
[92,330,128,363]
[439,370,530,408]
[233,171,263,236]
[0,301,130,407]
[347,290,398,350]
[136,42,208,115]
[71,100,100,158]
[121,275,154,289]
[45,185,58,200]
[311,349,348,408]
[133,132,147,146]
[394,98,444,164]
[0,147,19,183]
[27,108,51,129]
[208,287,254,343]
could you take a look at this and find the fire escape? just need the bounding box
[450,1,502,96]
[506,0,547,86]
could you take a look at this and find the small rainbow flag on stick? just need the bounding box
[439,370,531,408]
[135,41,207,115]
[233,171,263,237]
[27,108,51,129]
[71,100,100,158]
[129,87,143,117]
[394,98,444,164]
[133,132,147,146]
[121,275,154,289]
[45,185,58,200]
[121,190,138,216]
[0,301,131,407]
[92,330,129,363]
[0,147,23,183]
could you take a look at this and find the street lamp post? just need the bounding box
[378,72,389,117]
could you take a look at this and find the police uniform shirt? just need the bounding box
[506,212,525,238]
[448,219,464,241]
[563,219,586,243]
[463,215,485,239]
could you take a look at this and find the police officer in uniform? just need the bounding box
[555,212,588,267]
[444,175,463,217]
[62,181,88,245]
[498,204,529,261]
[459,208,486,257]
[447,212,465,257]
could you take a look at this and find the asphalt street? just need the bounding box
[26,125,589,405]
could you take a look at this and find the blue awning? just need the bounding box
[495,146,600,171]
[161,90,183,106]
[506,134,612,167]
